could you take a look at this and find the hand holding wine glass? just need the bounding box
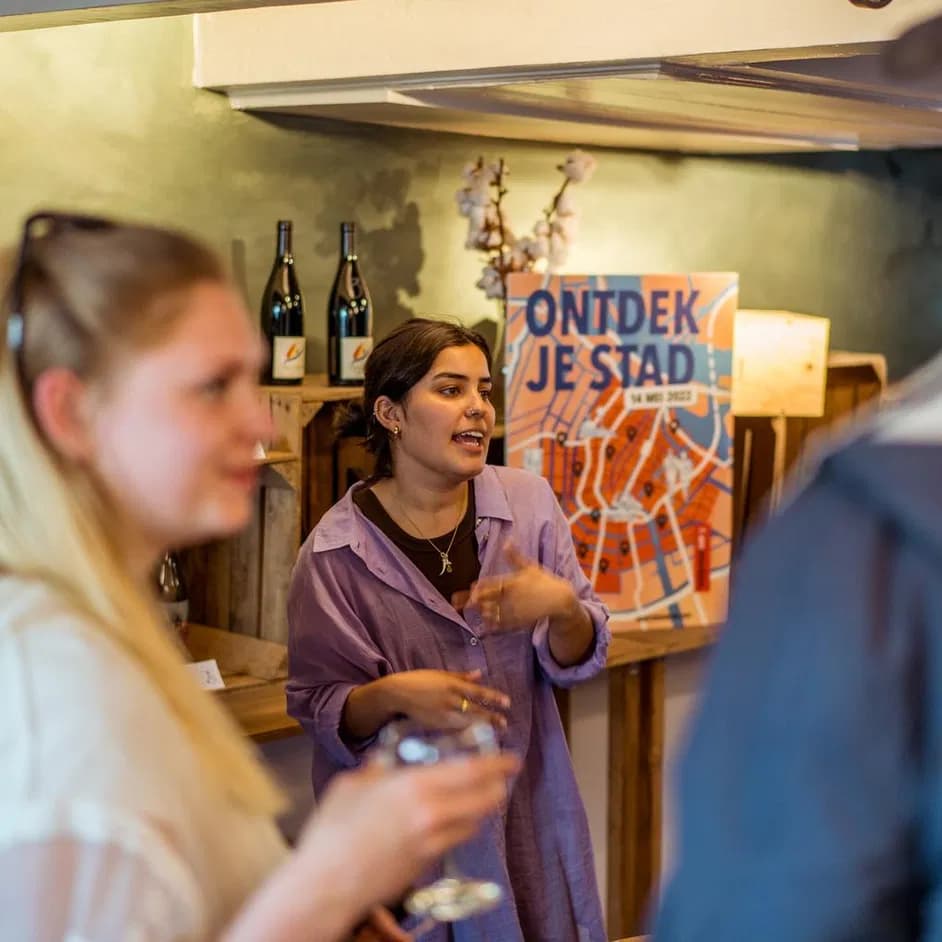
[378,720,514,926]
[297,753,518,923]
[342,668,511,743]
[387,668,510,730]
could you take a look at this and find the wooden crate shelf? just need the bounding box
[183,623,300,742]
[183,375,365,645]
[255,450,296,467]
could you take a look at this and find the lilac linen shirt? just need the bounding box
[287,464,610,942]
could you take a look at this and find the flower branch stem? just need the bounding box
[493,159,510,310]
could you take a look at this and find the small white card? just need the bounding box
[186,658,226,691]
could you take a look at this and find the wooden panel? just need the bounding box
[735,354,887,545]
[335,434,375,497]
[268,391,303,457]
[182,539,232,630]
[185,379,362,640]
[217,680,302,742]
[185,622,287,680]
[732,416,775,550]
[608,660,665,938]
[258,469,301,645]
[608,625,719,668]
[228,490,263,637]
[304,406,339,536]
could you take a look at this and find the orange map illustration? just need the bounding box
[505,273,737,630]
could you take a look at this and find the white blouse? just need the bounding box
[0,576,288,941]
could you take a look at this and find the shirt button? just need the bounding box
[469,637,479,646]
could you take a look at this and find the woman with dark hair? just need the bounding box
[287,317,610,942]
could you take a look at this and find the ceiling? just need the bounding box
[223,49,942,154]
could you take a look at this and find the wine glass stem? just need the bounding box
[442,851,462,879]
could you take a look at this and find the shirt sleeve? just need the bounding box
[286,549,393,769]
[530,477,611,687]
[654,478,926,941]
[0,801,206,942]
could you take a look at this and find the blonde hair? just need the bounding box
[0,218,284,817]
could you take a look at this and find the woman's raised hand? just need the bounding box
[469,543,581,632]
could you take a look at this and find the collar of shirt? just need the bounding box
[309,466,514,632]
[312,465,513,556]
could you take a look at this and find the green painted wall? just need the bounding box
[2,14,941,381]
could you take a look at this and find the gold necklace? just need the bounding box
[398,489,467,576]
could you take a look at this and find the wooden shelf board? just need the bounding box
[184,623,298,742]
[217,678,302,743]
[606,624,720,668]
[255,450,296,466]
[261,373,364,404]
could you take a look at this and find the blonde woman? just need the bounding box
[0,212,518,942]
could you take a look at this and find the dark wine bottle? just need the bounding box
[327,221,373,386]
[261,220,306,385]
[156,551,189,635]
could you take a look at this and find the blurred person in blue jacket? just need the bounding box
[655,16,942,940]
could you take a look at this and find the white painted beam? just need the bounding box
[0,0,344,33]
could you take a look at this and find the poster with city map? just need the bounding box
[504,273,737,630]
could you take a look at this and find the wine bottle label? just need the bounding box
[272,336,306,381]
[340,336,372,382]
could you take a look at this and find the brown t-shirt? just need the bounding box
[353,481,480,606]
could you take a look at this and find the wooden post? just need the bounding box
[608,658,665,938]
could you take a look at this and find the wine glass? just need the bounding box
[377,719,505,924]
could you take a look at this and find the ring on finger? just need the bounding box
[459,696,470,714]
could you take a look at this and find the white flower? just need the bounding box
[553,214,579,241]
[468,205,486,231]
[476,265,504,299]
[560,149,597,183]
[555,188,577,217]
[465,218,488,250]
[511,241,530,269]
[485,227,505,249]
[548,231,569,270]
[455,188,475,217]
[533,219,550,238]
[511,235,547,269]
[467,180,491,208]
[498,246,519,271]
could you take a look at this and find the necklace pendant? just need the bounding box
[439,553,453,576]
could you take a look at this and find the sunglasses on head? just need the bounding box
[5,211,115,360]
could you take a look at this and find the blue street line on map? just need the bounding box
[649,519,676,609]
[668,603,684,629]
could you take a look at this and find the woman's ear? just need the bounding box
[31,368,95,463]
[373,395,404,434]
